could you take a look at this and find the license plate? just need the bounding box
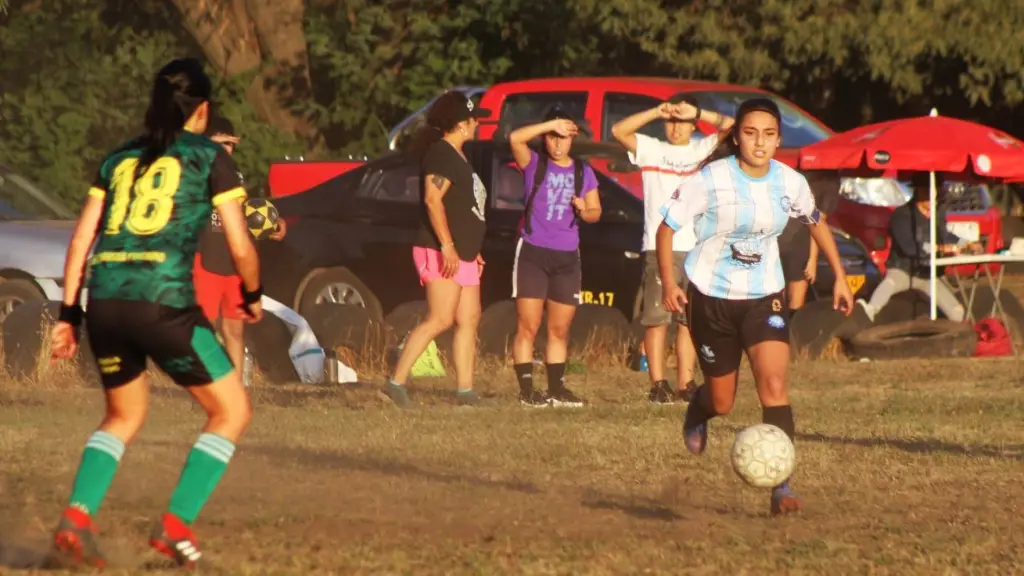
[846,275,865,295]
[947,221,980,242]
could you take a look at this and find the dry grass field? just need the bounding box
[1,347,1023,574]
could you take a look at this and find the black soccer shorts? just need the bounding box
[685,287,790,378]
[85,299,235,389]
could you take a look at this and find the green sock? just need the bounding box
[67,430,126,515]
[167,433,236,524]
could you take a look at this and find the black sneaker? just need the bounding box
[675,380,698,403]
[648,380,676,404]
[519,389,550,407]
[548,386,585,407]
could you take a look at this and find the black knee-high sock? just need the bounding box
[546,363,566,393]
[763,405,796,443]
[686,384,718,426]
[514,363,533,394]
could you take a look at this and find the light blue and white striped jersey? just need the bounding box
[659,156,818,300]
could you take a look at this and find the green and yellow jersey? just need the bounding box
[86,131,246,308]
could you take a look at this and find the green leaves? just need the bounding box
[2,0,1023,207]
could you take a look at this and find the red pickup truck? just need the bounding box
[267,77,1003,279]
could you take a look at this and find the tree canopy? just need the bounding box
[1,0,1022,207]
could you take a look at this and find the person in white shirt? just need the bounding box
[611,93,733,405]
[656,98,854,518]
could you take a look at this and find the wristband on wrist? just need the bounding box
[440,242,454,250]
[59,303,84,327]
[240,284,263,306]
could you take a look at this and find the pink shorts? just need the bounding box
[412,246,480,287]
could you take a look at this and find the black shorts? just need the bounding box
[512,239,581,306]
[780,225,811,284]
[85,299,235,389]
[686,286,790,378]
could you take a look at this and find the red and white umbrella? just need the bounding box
[799,110,1024,319]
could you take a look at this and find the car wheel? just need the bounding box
[1,299,96,382]
[298,268,383,322]
[0,279,46,325]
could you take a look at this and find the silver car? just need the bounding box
[0,166,77,322]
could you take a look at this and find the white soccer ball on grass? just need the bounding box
[730,423,795,488]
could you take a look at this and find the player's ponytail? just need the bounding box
[697,129,740,171]
[137,58,213,178]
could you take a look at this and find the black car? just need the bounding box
[259,141,647,322]
[259,141,882,323]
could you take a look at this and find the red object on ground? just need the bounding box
[798,113,1024,179]
[973,317,1012,357]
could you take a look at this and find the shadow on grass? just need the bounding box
[580,490,685,522]
[796,432,1024,460]
[145,440,542,496]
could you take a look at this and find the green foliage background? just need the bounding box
[2,0,1023,211]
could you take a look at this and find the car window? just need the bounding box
[603,93,665,142]
[691,91,832,148]
[357,162,419,203]
[490,154,525,211]
[498,92,589,140]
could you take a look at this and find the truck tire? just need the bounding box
[306,303,388,370]
[569,305,632,358]
[848,319,977,361]
[1,300,96,382]
[789,300,858,360]
[244,312,298,384]
[384,300,455,367]
[477,300,522,359]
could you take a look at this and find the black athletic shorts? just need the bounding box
[512,238,582,306]
[85,299,235,389]
[686,286,790,378]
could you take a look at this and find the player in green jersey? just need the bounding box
[47,57,262,569]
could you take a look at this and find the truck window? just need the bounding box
[603,93,665,142]
[498,92,589,140]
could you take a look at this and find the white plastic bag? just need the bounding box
[255,296,357,384]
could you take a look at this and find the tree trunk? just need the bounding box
[168,0,322,148]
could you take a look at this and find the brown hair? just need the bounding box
[408,91,472,158]
[697,97,783,171]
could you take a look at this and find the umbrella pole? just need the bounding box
[929,170,938,320]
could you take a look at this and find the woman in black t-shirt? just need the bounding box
[778,171,841,310]
[384,91,490,409]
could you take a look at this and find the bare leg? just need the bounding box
[746,339,801,514]
[452,285,481,391]
[787,280,808,310]
[644,324,668,383]
[392,279,460,385]
[674,324,696,391]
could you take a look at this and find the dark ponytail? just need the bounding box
[408,123,444,160]
[136,58,212,178]
[408,90,470,159]
[697,127,739,171]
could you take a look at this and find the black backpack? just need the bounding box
[522,153,586,236]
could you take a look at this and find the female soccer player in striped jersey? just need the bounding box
[655,98,854,517]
